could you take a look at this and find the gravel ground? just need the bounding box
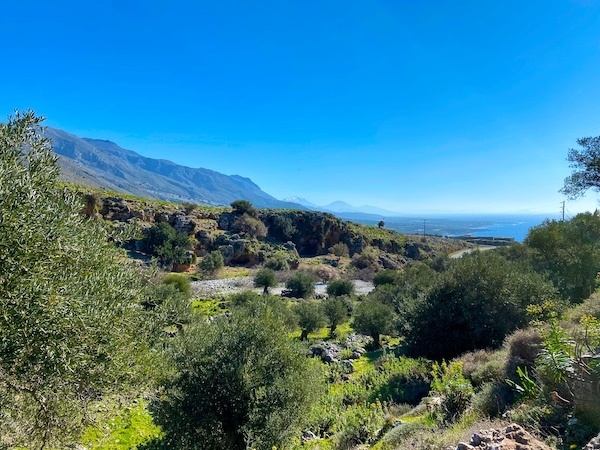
[191,277,375,298]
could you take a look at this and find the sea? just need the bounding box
[359,213,563,243]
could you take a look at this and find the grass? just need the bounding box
[192,297,228,317]
[81,400,161,450]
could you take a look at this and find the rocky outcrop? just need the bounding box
[448,424,553,450]
[584,433,600,449]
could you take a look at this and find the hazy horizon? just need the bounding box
[2,1,600,215]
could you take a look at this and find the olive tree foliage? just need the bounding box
[294,301,326,340]
[141,222,191,269]
[254,268,277,294]
[151,297,323,450]
[403,252,556,360]
[285,271,316,299]
[0,112,153,448]
[561,136,600,199]
[524,213,600,302]
[321,296,349,334]
[352,299,396,349]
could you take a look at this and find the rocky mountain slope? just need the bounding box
[46,127,301,209]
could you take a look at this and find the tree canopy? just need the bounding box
[0,111,153,448]
[151,296,323,450]
[561,136,600,199]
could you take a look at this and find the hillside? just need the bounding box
[45,127,302,209]
[86,191,471,272]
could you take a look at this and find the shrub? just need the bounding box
[321,296,349,334]
[268,214,296,241]
[0,111,154,448]
[151,297,323,450]
[142,222,191,268]
[471,382,512,417]
[327,279,355,297]
[199,250,224,274]
[232,214,267,238]
[254,268,277,294]
[403,252,555,360]
[457,349,505,387]
[352,298,396,349]
[295,301,326,340]
[329,242,350,258]
[503,327,543,381]
[230,199,256,216]
[285,272,316,299]
[313,264,338,282]
[429,361,474,423]
[351,246,380,270]
[265,254,289,271]
[229,290,262,307]
[373,269,400,287]
[162,273,191,297]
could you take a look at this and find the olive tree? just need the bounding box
[352,299,396,349]
[254,268,277,294]
[0,111,153,448]
[151,297,323,449]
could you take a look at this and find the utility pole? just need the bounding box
[423,219,427,237]
[561,201,565,222]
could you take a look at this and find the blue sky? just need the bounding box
[2,1,600,214]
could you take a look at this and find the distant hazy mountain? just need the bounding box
[46,127,302,209]
[320,201,399,216]
[282,196,400,217]
[282,196,319,209]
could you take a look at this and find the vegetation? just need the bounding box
[0,111,154,448]
[294,301,326,340]
[285,271,316,298]
[199,250,224,274]
[326,278,355,297]
[254,267,277,294]
[561,136,600,199]
[402,252,555,360]
[321,296,350,334]
[151,296,323,449]
[3,115,600,450]
[141,221,191,268]
[230,199,257,216]
[353,298,397,349]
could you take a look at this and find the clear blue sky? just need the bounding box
[2,1,600,214]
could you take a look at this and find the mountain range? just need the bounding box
[45,127,301,209]
[282,197,399,217]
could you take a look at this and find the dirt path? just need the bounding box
[449,245,498,259]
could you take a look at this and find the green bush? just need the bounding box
[151,297,323,450]
[294,301,326,340]
[429,361,474,423]
[285,271,316,299]
[369,356,432,406]
[327,279,355,297]
[0,111,154,448]
[373,269,400,287]
[162,273,191,297]
[230,199,256,216]
[329,242,350,258]
[254,268,277,294]
[265,254,289,271]
[199,250,224,274]
[403,252,555,360]
[142,222,191,268]
[232,213,267,238]
[321,296,350,334]
[352,298,396,349]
